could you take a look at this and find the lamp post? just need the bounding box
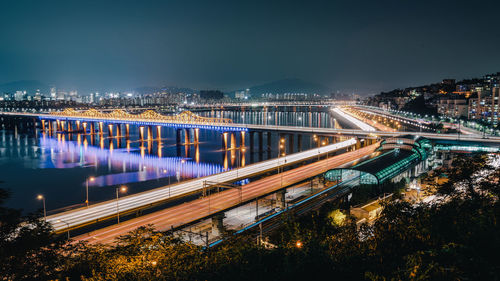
[279,138,286,188]
[57,219,70,240]
[458,120,461,140]
[37,194,46,221]
[116,185,127,224]
[86,176,95,208]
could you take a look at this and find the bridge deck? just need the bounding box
[2,112,499,143]
[74,143,379,244]
[47,138,358,231]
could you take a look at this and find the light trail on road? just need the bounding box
[331,107,376,131]
[73,143,380,244]
[46,138,358,231]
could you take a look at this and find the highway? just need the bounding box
[241,124,500,143]
[331,107,376,131]
[46,138,358,231]
[353,106,485,135]
[74,143,380,244]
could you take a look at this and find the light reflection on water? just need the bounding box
[39,136,225,187]
[0,108,353,214]
[0,127,241,213]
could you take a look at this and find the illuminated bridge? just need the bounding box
[1,109,500,149]
[44,108,238,130]
[45,138,359,232]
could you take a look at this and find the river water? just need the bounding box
[0,107,355,214]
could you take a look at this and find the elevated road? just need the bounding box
[2,111,499,143]
[241,124,500,143]
[74,143,379,244]
[46,138,358,231]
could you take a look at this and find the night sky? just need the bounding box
[1,0,499,94]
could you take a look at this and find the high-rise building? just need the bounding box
[468,87,500,126]
[438,97,468,118]
[50,87,57,100]
[14,91,26,101]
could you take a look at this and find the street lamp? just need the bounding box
[295,240,303,248]
[86,176,95,208]
[56,219,70,240]
[278,138,286,188]
[116,185,127,224]
[37,194,46,221]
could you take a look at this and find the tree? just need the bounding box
[0,187,67,280]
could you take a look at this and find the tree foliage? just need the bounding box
[0,188,68,280]
[2,154,499,280]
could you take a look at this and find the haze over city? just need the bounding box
[1,0,500,94]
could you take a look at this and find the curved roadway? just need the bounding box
[47,138,357,231]
[74,143,379,244]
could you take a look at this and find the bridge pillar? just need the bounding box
[267,132,272,151]
[355,138,361,150]
[116,132,122,148]
[240,131,245,147]
[276,189,286,209]
[194,128,199,143]
[288,134,294,154]
[125,124,130,139]
[297,134,302,152]
[116,124,122,138]
[279,134,285,155]
[211,213,226,237]
[249,131,255,151]
[176,129,182,146]
[139,126,145,142]
[230,132,236,150]
[147,125,153,141]
[67,121,72,132]
[258,131,263,152]
[108,124,114,138]
[56,120,61,131]
[185,128,191,144]
[82,122,87,134]
[156,126,162,141]
[41,120,46,131]
[98,122,104,135]
[222,132,228,150]
[76,120,80,131]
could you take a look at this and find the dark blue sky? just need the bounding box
[1,0,499,94]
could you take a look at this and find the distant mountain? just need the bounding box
[134,86,161,94]
[0,80,50,95]
[236,78,331,97]
[134,86,196,95]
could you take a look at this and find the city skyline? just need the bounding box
[2,1,500,280]
[2,0,500,95]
